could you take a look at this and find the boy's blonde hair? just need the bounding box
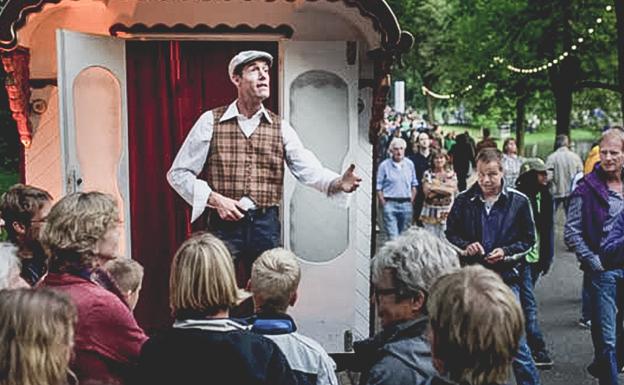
[40,192,119,273]
[0,288,77,385]
[251,248,301,313]
[428,265,524,385]
[103,258,144,293]
[169,232,238,318]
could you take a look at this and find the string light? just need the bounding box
[422,2,614,99]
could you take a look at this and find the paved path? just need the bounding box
[535,212,615,385]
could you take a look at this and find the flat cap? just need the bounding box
[228,50,273,79]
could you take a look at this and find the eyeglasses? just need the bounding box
[372,286,428,303]
[372,287,399,301]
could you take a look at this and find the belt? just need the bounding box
[245,206,279,217]
[209,205,278,223]
[385,197,411,203]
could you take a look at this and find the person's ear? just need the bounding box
[289,291,298,307]
[12,221,26,236]
[231,74,241,87]
[411,292,425,313]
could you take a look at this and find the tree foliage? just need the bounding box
[388,0,622,137]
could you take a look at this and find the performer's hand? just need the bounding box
[339,164,362,193]
[464,242,485,257]
[208,193,245,221]
[484,248,504,264]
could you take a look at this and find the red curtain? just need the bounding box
[126,40,278,332]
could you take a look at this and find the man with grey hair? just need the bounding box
[545,134,583,216]
[353,227,460,385]
[247,248,338,385]
[377,137,418,240]
[0,242,30,289]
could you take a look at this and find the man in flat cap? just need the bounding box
[168,50,361,285]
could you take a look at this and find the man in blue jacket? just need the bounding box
[445,148,540,385]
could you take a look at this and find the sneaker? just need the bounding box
[587,361,599,378]
[533,351,554,370]
[579,319,591,329]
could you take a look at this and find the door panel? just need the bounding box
[57,30,131,256]
[282,41,368,353]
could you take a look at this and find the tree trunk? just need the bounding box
[426,95,434,124]
[616,0,624,116]
[554,86,573,138]
[546,0,575,144]
[516,95,527,156]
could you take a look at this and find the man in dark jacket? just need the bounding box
[515,158,555,369]
[353,227,460,385]
[445,148,540,385]
[565,128,624,385]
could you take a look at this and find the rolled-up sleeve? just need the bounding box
[564,196,604,271]
[166,111,214,222]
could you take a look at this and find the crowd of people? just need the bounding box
[378,104,624,385]
[2,128,622,385]
[0,185,528,385]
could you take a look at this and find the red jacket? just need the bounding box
[44,272,148,385]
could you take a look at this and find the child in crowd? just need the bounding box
[0,288,78,385]
[102,258,144,311]
[247,247,338,385]
[426,265,524,385]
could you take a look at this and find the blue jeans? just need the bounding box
[210,206,281,286]
[382,201,412,240]
[519,263,547,354]
[510,283,542,385]
[589,269,624,385]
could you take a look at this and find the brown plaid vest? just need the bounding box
[205,106,285,207]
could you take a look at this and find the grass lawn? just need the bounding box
[441,125,599,159]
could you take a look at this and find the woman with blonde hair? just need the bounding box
[138,232,296,385]
[420,149,458,238]
[41,192,147,385]
[0,288,77,385]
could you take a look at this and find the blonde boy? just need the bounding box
[102,258,144,311]
[249,248,338,385]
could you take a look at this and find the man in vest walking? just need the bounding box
[167,50,361,285]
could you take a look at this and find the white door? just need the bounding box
[282,41,369,353]
[57,30,131,257]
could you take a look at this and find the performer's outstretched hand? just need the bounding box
[208,192,245,221]
[339,164,362,193]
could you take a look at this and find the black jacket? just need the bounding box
[138,318,297,385]
[445,182,536,282]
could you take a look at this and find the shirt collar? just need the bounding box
[220,100,273,124]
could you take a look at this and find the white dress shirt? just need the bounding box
[167,101,347,222]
